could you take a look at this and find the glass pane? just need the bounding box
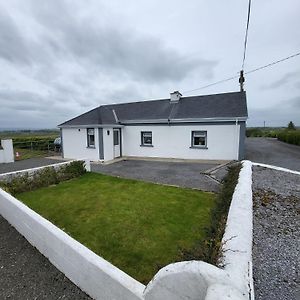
[194,136,206,146]
[88,128,94,135]
[113,130,119,145]
[143,136,152,144]
[89,135,95,146]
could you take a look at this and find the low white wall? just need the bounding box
[122,124,240,161]
[0,160,254,300]
[0,160,87,183]
[143,160,254,300]
[0,188,145,300]
[0,139,14,163]
[62,128,100,161]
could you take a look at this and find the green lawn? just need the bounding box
[17,172,216,283]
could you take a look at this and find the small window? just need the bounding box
[141,131,152,146]
[191,131,207,148]
[87,128,95,148]
[113,130,119,146]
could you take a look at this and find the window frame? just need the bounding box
[191,130,207,149]
[87,128,95,148]
[140,131,153,147]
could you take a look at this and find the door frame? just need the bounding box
[113,128,122,158]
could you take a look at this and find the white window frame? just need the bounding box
[191,131,207,148]
[87,128,95,148]
[141,131,153,147]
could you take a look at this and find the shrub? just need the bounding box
[178,163,242,266]
[277,130,300,146]
[1,161,86,195]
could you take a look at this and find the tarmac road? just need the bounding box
[245,137,300,171]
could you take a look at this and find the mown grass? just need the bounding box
[17,172,216,284]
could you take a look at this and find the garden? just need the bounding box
[0,161,240,284]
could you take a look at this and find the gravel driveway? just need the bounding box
[92,159,226,192]
[0,216,91,300]
[0,158,64,174]
[245,137,300,171]
[252,166,300,300]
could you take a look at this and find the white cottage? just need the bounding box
[58,91,248,162]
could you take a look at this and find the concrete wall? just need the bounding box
[122,124,240,161]
[62,128,99,161]
[0,160,90,183]
[0,188,145,300]
[0,139,14,163]
[0,160,254,300]
[143,161,253,300]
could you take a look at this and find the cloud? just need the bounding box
[260,70,300,90]
[0,10,31,65]
[27,0,217,83]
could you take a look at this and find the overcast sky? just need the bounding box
[0,0,299,129]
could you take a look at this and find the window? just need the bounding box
[191,131,207,148]
[113,130,119,146]
[87,128,95,147]
[141,131,153,146]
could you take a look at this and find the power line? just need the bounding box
[245,52,300,74]
[242,0,252,70]
[182,51,300,94]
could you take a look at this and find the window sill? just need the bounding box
[87,146,96,149]
[140,144,153,147]
[190,146,208,149]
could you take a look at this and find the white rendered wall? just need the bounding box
[62,128,99,161]
[122,124,240,161]
[0,139,14,163]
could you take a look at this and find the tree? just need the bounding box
[287,121,296,130]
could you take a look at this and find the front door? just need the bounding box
[113,129,121,158]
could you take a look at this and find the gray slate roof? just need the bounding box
[59,91,247,126]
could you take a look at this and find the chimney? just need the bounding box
[170,91,182,102]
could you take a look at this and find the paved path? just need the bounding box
[92,159,224,192]
[0,158,63,174]
[245,137,300,171]
[0,215,91,300]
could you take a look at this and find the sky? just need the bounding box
[0,0,299,129]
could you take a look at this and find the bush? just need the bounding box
[1,161,86,196]
[178,163,242,266]
[277,130,300,146]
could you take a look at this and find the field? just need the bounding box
[17,172,216,284]
[246,127,300,146]
[0,130,60,160]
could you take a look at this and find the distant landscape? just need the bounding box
[0,129,60,160]
[246,122,300,146]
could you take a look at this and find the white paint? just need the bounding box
[252,162,300,175]
[143,160,254,300]
[0,160,90,182]
[122,124,240,161]
[113,129,121,158]
[103,127,114,162]
[144,261,247,300]
[0,188,145,300]
[221,160,254,299]
[0,160,254,300]
[62,128,99,161]
[0,139,14,163]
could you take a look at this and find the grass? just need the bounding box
[17,172,216,284]
[14,148,51,160]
